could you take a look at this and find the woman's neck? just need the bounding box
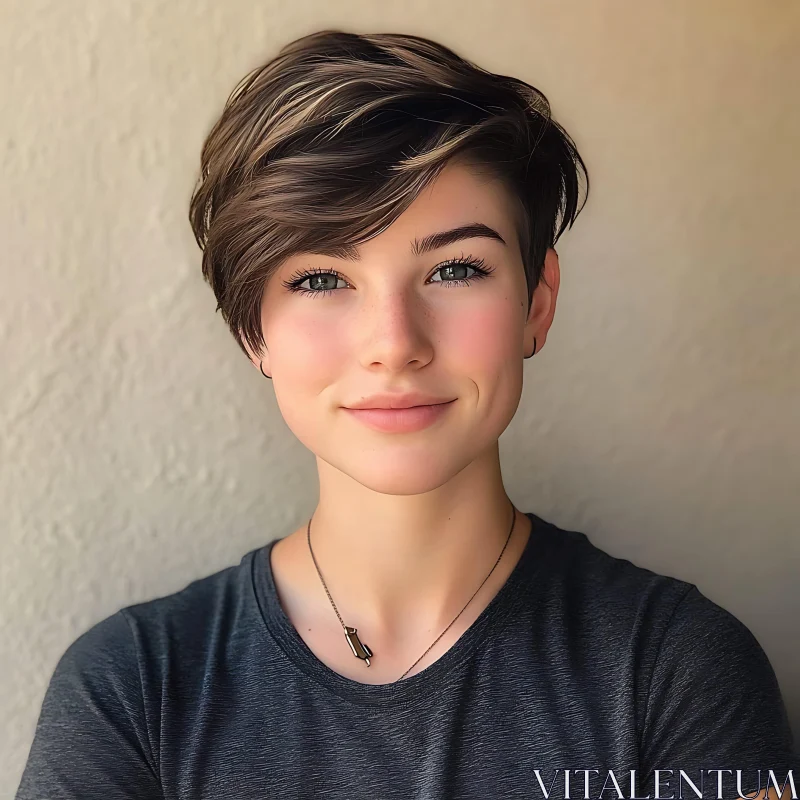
[272,444,531,645]
[268,491,531,684]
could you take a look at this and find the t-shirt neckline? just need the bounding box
[250,511,552,707]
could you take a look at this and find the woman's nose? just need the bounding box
[355,290,435,372]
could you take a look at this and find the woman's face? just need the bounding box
[255,160,559,494]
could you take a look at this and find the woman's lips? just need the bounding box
[343,399,457,433]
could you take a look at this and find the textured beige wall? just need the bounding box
[2,0,798,789]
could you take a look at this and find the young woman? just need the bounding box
[16,29,798,800]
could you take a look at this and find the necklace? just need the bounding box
[306,498,518,682]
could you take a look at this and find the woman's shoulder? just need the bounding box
[528,512,760,657]
[528,513,798,772]
[58,543,266,680]
[530,511,695,608]
[122,546,260,624]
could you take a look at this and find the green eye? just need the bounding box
[281,268,349,298]
[429,260,490,285]
[281,254,495,298]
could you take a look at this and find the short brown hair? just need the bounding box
[188,29,589,361]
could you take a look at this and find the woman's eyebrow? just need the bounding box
[411,223,506,256]
[312,222,507,263]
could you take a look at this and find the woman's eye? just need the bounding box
[306,273,345,291]
[429,262,480,284]
[283,258,492,297]
[291,272,347,294]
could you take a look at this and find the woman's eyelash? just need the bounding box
[280,254,496,298]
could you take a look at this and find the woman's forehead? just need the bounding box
[291,166,520,263]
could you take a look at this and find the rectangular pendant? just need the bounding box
[344,626,372,665]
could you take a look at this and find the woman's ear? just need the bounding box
[524,247,560,355]
[240,331,270,376]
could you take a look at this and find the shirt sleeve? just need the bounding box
[639,585,800,800]
[14,610,163,800]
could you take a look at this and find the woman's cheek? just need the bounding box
[274,315,347,382]
[453,303,519,370]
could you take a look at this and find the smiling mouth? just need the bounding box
[343,399,456,432]
[353,401,453,410]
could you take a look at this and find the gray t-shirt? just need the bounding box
[15,512,800,799]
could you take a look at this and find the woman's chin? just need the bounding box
[351,472,455,497]
[330,451,462,496]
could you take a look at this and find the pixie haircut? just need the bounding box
[188,29,589,361]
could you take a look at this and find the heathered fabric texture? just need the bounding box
[16,512,800,799]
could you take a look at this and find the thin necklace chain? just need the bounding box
[306,499,518,682]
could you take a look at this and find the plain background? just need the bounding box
[2,0,798,791]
